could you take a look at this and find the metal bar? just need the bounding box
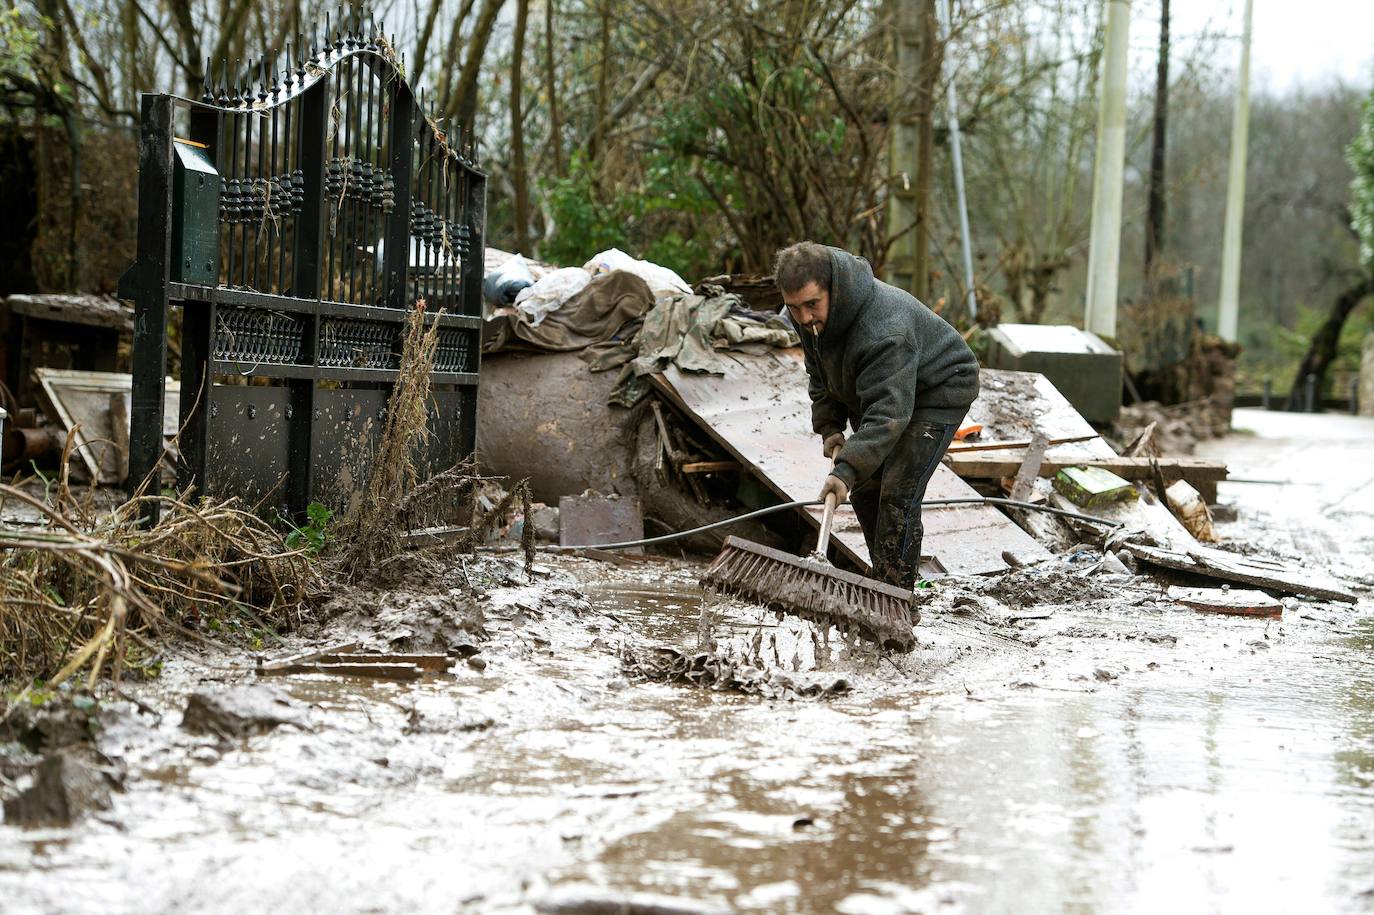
[341,55,356,304]
[442,137,453,310]
[241,98,253,289]
[269,93,280,294]
[420,128,431,307]
[128,94,175,519]
[382,79,415,309]
[351,50,367,304]
[167,282,484,327]
[225,108,239,286]
[326,62,341,301]
[361,59,376,306]
[209,361,478,386]
[254,81,267,291]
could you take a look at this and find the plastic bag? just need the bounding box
[483,253,536,307]
[583,248,692,299]
[513,267,593,326]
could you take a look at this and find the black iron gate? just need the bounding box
[119,15,484,522]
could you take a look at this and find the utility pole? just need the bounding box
[1217,0,1254,343]
[1084,0,1131,339]
[886,0,940,302]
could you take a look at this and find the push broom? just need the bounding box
[700,459,917,652]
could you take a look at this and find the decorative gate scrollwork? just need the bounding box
[119,9,485,522]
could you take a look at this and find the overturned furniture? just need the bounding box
[118,33,485,520]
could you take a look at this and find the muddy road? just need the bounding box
[3,408,1373,914]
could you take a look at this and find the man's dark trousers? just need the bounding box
[847,417,964,591]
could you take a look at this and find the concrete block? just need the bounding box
[985,324,1122,423]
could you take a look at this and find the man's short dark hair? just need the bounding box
[774,242,832,295]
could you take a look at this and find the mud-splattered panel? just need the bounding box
[208,385,290,506]
[653,353,1050,575]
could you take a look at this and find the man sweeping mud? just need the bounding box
[776,241,980,590]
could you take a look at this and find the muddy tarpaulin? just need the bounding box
[586,290,797,405]
[487,272,800,406]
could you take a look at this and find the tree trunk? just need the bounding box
[1286,274,1374,410]
[1144,0,1169,280]
[589,0,612,166]
[444,0,505,130]
[543,0,564,177]
[510,0,531,252]
[413,0,445,84]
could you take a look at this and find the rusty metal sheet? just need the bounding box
[560,494,645,552]
[652,352,1049,575]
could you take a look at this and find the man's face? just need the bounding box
[783,281,830,337]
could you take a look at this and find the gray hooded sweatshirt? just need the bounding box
[798,247,980,491]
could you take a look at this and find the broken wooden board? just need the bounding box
[966,370,1117,465]
[1165,480,1218,543]
[946,433,1099,454]
[1167,586,1283,619]
[6,294,134,331]
[651,352,1050,576]
[34,368,180,484]
[560,494,644,552]
[1127,543,1357,604]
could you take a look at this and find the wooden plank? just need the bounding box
[1009,431,1050,502]
[7,294,135,332]
[312,653,454,672]
[1167,586,1282,618]
[651,354,1049,576]
[681,460,741,474]
[1127,543,1357,603]
[947,433,1098,454]
[945,452,1228,483]
[257,641,362,671]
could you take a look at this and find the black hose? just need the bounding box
[557,496,1121,551]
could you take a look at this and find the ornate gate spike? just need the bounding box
[230,59,242,105]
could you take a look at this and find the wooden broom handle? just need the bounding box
[816,455,838,558]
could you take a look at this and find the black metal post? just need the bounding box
[462,168,486,318]
[177,103,223,496]
[128,94,176,520]
[287,76,330,517]
[383,84,415,309]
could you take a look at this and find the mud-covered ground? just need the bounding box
[3,408,1374,914]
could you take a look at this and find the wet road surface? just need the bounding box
[2,409,1373,914]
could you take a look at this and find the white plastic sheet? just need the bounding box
[583,248,692,299]
[513,267,593,326]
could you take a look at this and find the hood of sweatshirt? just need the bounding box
[820,246,877,343]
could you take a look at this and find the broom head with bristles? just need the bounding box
[701,536,916,652]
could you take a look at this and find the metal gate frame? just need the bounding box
[119,17,484,523]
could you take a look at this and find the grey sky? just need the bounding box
[1164,0,1374,91]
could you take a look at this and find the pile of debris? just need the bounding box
[476,245,1357,617]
